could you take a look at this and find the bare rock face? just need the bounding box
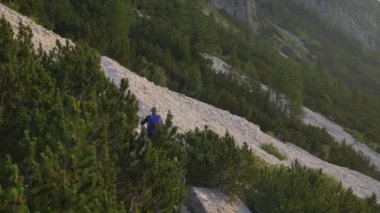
[209,0,380,50]
[209,0,258,31]
[290,0,380,51]
[184,187,251,213]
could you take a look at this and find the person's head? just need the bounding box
[151,107,157,114]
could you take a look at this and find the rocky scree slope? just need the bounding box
[1,3,380,203]
[205,54,380,169]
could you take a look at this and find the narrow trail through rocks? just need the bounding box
[1,3,380,203]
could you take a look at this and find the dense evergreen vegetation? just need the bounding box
[182,129,380,212]
[184,128,257,196]
[1,19,379,211]
[2,0,380,183]
[1,0,380,210]
[247,162,379,213]
[0,19,184,211]
[4,0,380,142]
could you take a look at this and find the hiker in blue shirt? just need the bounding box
[141,107,162,138]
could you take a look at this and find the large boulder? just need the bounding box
[184,187,251,213]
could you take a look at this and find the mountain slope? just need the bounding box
[216,0,380,51]
[2,3,379,203]
[205,0,380,154]
[289,0,380,51]
[102,56,380,201]
[205,54,380,169]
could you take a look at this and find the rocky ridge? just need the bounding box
[1,3,380,204]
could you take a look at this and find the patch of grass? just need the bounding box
[261,143,287,161]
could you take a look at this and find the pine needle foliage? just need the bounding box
[0,18,187,211]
